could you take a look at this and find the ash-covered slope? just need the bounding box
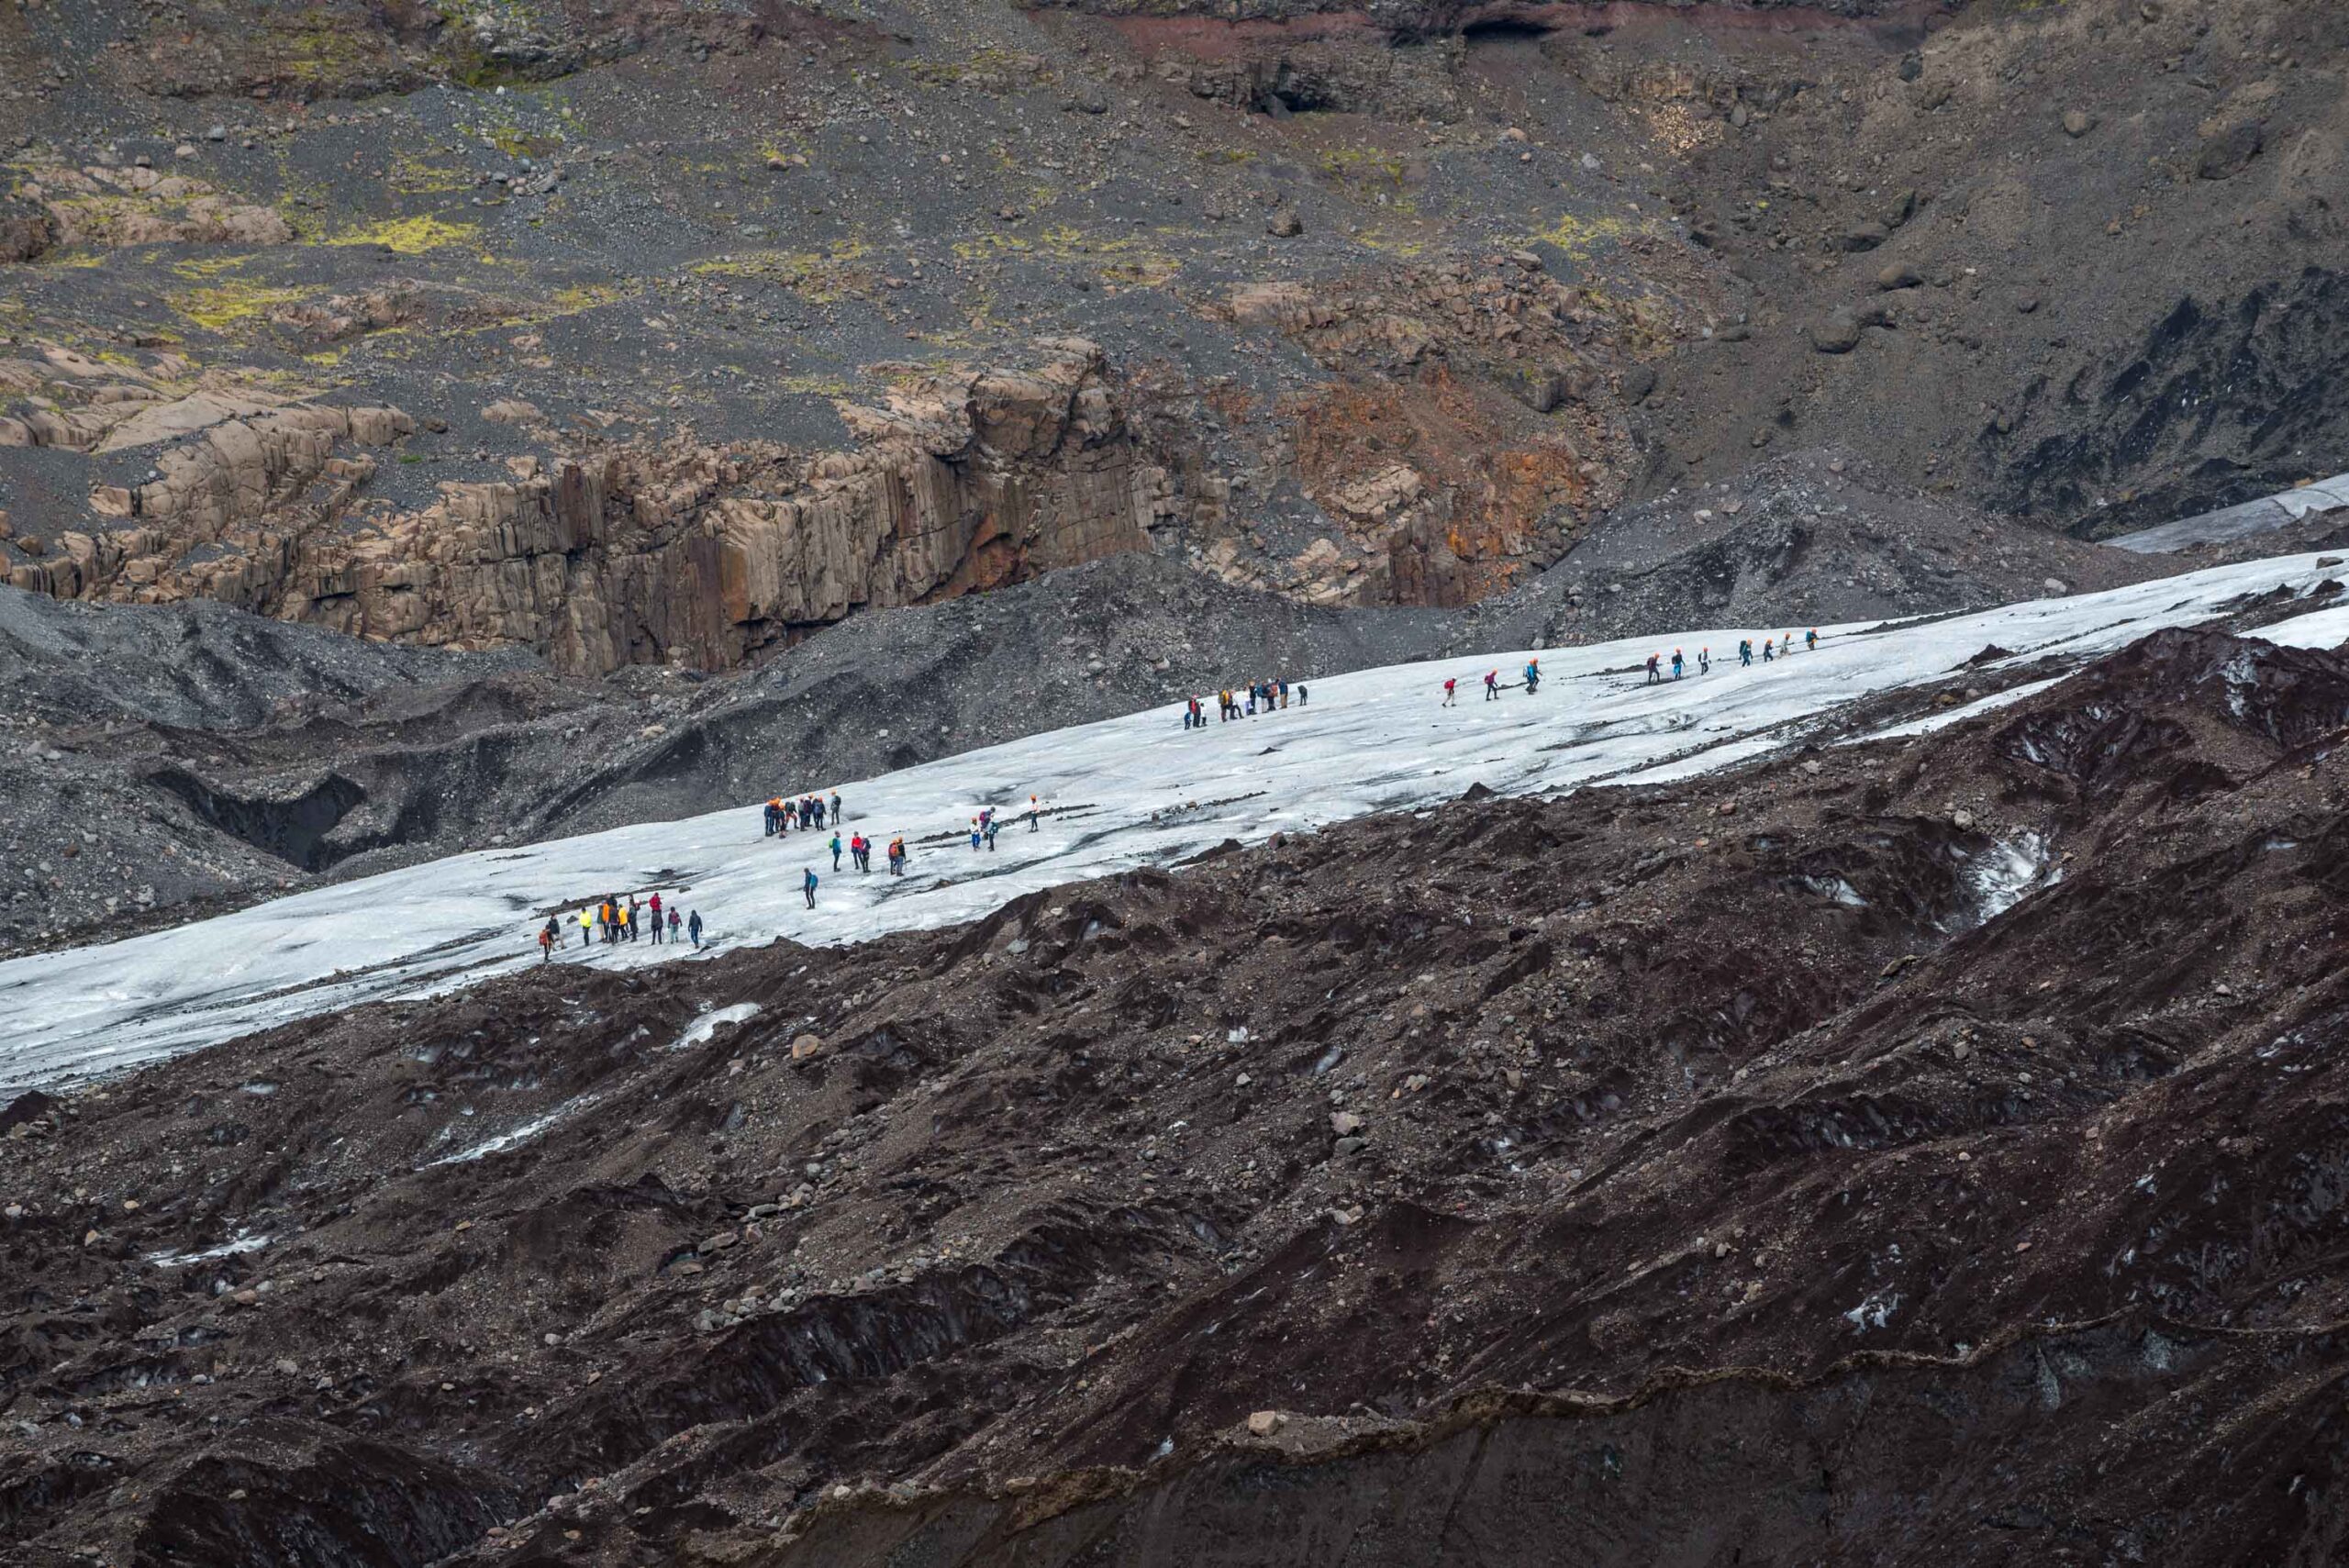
[1459,448,2174,651]
[6,626,2349,1566]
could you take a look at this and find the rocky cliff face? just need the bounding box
[7,340,1178,673]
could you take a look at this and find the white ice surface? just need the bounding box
[2,550,2342,1093]
[671,1002,764,1052]
[424,1091,606,1167]
[2254,601,2349,651]
[145,1228,272,1268]
[2111,473,2349,554]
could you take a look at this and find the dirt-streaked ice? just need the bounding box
[1,551,2341,1092]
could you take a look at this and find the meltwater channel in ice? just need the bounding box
[1,550,2341,1092]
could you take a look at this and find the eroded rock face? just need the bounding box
[10,163,293,250]
[21,341,1169,673]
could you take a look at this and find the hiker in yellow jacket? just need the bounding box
[576,907,593,949]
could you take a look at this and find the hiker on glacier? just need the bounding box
[803,868,818,909]
[1645,653,1663,684]
[1806,628,1820,653]
[1672,650,1685,680]
[1483,670,1501,701]
[1698,647,1711,675]
[668,906,683,943]
[1442,677,1459,706]
[1523,660,1541,695]
[539,917,559,961]
[1738,639,1753,668]
[829,832,843,872]
[687,910,703,948]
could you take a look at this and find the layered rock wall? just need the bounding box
[12,341,1167,673]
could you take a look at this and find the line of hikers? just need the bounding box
[1641,629,1820,684]
[1440,630,1822,699]
[1442,659,1545,706]
[539,892,701,959]
[1186,679,1307,728]
[764,792,842,837]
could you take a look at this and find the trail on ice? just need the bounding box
[1,551,2340,1092]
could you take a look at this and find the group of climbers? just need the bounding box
[1194,678,1307,727]
[1649,632,1818,682]
[1442,660,1544,706]
[803,826,908,905]
[968,806,1002,851]
[1732,629,1817,668]
[1448,629,1824,698]
[539,893,700,960]
[764,792,842,837]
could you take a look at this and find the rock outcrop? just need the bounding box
[12,340,1173,673]
[9,163,292,250]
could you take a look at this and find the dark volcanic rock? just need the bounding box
[6,630,2349,1564]
[1461,450,2168,651]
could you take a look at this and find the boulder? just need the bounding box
[1809,310,1865,354]
[0,197,53,263]
[2198,120,2265,181]
[1839,221,1890,253]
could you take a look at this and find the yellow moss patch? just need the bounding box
[168,282,310,334]
[952,232,1029,262]
[1353,227,1430,258]
[324,215,480,254]
[694,240,874,306]
[1525,211,1638,261]
[171,252,258,281]
[1316,147,1408,184]
[548,283,634,313]
[775,373,855,397]
[384,150,475,196]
